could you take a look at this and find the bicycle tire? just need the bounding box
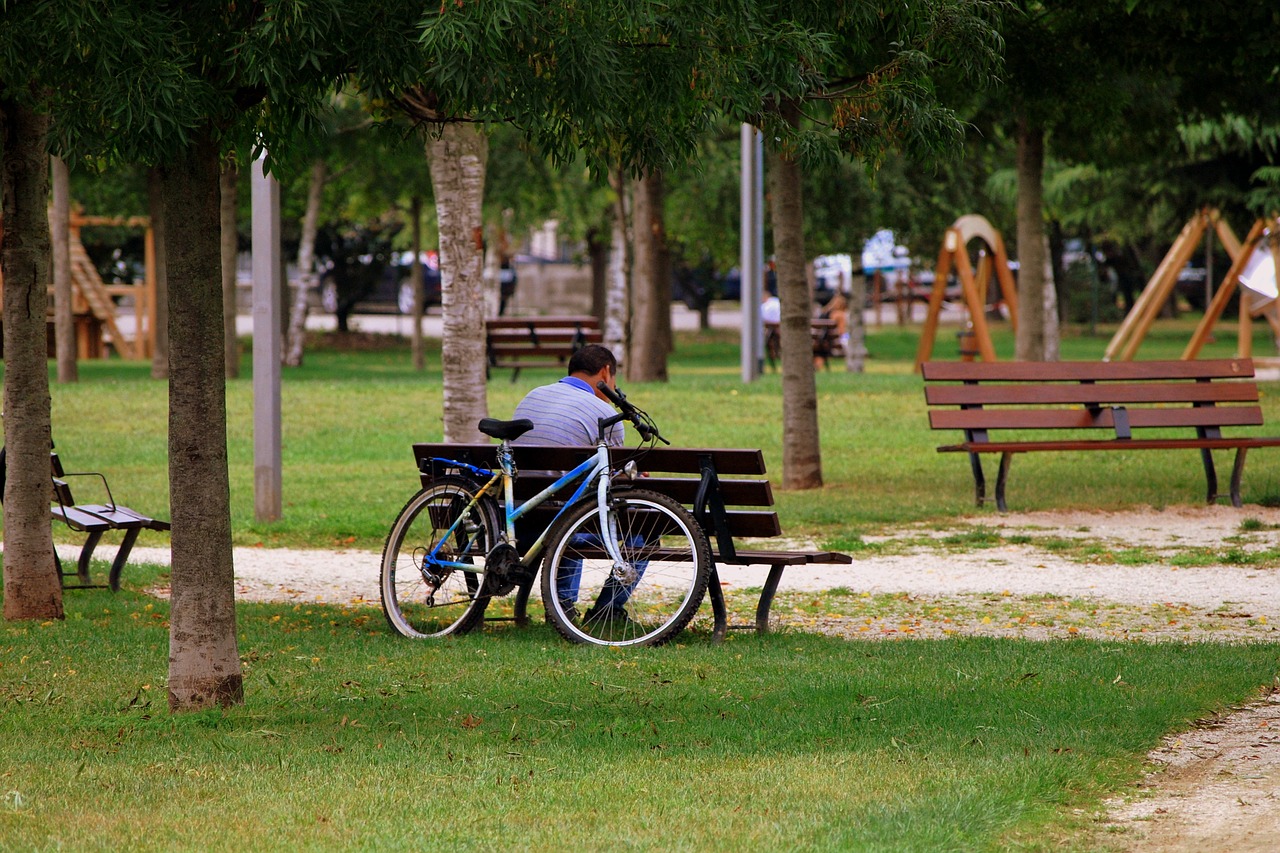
[380,476,501,638]
[540,489,711,646]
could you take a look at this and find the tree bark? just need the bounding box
[604,167,630,359]
[846,273,867,373]
[51,155,77,383]
[627,169,670,382]
[1,98,62,622]
[410,195,426,372]
[220,159,240,378]
[285,159,326,367]
[161,126,243,710]
[587,226,608,324]
[768,101,822,490]
[427,123,488,443]
[148,167,170,378]
[1014,117,1047,362]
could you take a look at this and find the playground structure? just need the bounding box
[1103,209,1280,361]
[913,214,1019,369]
[0,211,157,361]
[1183,215,1280,361]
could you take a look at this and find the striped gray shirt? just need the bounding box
[511,377,624,447]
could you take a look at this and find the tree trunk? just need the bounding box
[604,167,630,358]
[161,126,243,711]
[148,167,170,378]
[410,195,426,372]
[587,226,608,324]
[285,159,326,367]
[220,159,240,378]
[1,98,61,622]
[1014,117,1047,362]
[768,101,822,490]
[51,155,77,383]
[627,169,670,382]
[427,123,488,443]
[1041,234,1060,361]
[846,273,867,373]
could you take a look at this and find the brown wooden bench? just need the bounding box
[0,445,170,591]
[411,442,852,640]
[485,315,602,382]
[764,319,846,370]
[922,358,1280,511]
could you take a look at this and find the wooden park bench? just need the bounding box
[765,318,846,370]
[484,315,602,382]
[922,358,1280,511]
[0,444,170,591]
[411,442,852,640]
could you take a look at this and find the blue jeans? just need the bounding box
[556,532,648,612]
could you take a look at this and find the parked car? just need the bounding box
[316,250,442,316]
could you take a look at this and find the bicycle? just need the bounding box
[380,384,712,647]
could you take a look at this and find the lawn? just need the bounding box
[3,316,1280,849]
[2,588,1278,850]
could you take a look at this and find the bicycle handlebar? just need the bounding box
[597,382,669,445]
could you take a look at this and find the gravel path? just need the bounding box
[105,503,1280,850]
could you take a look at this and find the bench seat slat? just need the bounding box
[938,436,1280,453]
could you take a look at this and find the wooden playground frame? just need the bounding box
[913,214,1019,369]
[0,210,158,360]
[1104,208,1280,362]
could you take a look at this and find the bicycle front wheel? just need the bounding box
[381,476,501,638]
[540,489,711,647]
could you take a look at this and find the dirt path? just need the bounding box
[118,503,1280,851]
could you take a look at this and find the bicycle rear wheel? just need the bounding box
[381,476,501,638]
[540,489,711,646]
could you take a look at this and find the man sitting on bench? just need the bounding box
[511,344,644,626]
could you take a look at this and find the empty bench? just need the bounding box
[765,319,846,370]
[412,442,852,640]
[922,358,1280,511]
[485,315,602,382]
[0,445,170,591]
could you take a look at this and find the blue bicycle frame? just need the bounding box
[420,439,624,576]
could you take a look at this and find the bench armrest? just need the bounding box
[55,471,117,513]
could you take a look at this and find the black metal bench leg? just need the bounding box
[755,565,785,634]
[1200,447,1219,504]
[707,564,727,643]
[77,530,104,586]
[995,452,1013,513]
[512,577,534,627]
[1230,447,1248,508]
[107,528,142,592]
[967,452,986,506]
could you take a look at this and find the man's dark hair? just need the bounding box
[568,344,617,377]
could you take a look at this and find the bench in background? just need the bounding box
[922,358,1280,511]
[0,445,170,591]
[412,442,852,640]
[484,315,602,382]
[764,319,846,370]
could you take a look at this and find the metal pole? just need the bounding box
[251,154,282,522]
[740,124,764,382]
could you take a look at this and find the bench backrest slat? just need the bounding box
[411,444,767,478]
[484,315,599,330]
[921,358,1254,382]
[925,381,1260,406]
[930,405,1265,431]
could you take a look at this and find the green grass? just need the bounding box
[18,317,1280,552]
[6,316,1280,848]
[2,587,1278,850]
